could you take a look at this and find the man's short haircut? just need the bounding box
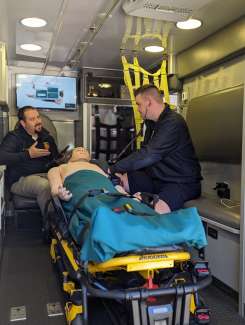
[17,106,37,121]
[134,84,164,104]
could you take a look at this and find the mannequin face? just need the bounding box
[69,147,90,162]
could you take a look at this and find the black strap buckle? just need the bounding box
[140,192,159,208]
[88,189,106,197]
[193,261,210,278]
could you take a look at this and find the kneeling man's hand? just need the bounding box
[133,192,142,202]
[154,199,171,214]
[115,173,130,192]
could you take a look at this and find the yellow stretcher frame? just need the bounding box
[51,237,190,277]
[121,56,170,148]
[49,191,211,325]
[50,233,197,324]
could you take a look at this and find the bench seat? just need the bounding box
[184,194,240,233]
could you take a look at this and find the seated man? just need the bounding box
[0,106,58,216]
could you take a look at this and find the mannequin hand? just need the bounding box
[58,186,72,201]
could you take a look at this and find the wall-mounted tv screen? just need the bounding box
[16,74,77,110]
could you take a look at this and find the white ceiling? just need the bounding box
[0,0,245,71]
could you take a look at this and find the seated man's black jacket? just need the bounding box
[110,105,202,184]
[0,125,58,187]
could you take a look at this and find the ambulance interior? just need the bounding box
[0,0,245,324]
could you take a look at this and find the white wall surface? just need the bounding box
[183,55,245,100]
[0,0,8,43]
[182,56,245,200]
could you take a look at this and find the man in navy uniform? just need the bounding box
[110,84,202,214]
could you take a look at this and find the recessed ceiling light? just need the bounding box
[98,83,112,89]
[18,74,28,79]
[144,45,164,53]
[176,19,202,30]
[20,17,47,28]
[20,44,42,51]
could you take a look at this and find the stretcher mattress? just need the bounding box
[63,170,207,262]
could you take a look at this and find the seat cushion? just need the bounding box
[184,194,240,230]
[12,194,39,210]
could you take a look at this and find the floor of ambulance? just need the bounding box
[0,221,244,325]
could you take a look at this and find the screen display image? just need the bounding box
[16,74,77,110]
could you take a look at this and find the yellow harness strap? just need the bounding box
[121,56,169,148]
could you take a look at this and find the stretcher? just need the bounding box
[48,194,212,325]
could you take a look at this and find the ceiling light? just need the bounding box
[20,44,42,51]
[176,19,202,30]
[20,17,47,28]
[98,83,112,89]
[17,74,28,79]
[144,46,164,53]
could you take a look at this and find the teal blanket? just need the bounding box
[63,170,207,263]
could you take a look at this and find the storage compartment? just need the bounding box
[204,222,240,291]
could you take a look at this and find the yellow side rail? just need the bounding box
[88,251,190,273]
